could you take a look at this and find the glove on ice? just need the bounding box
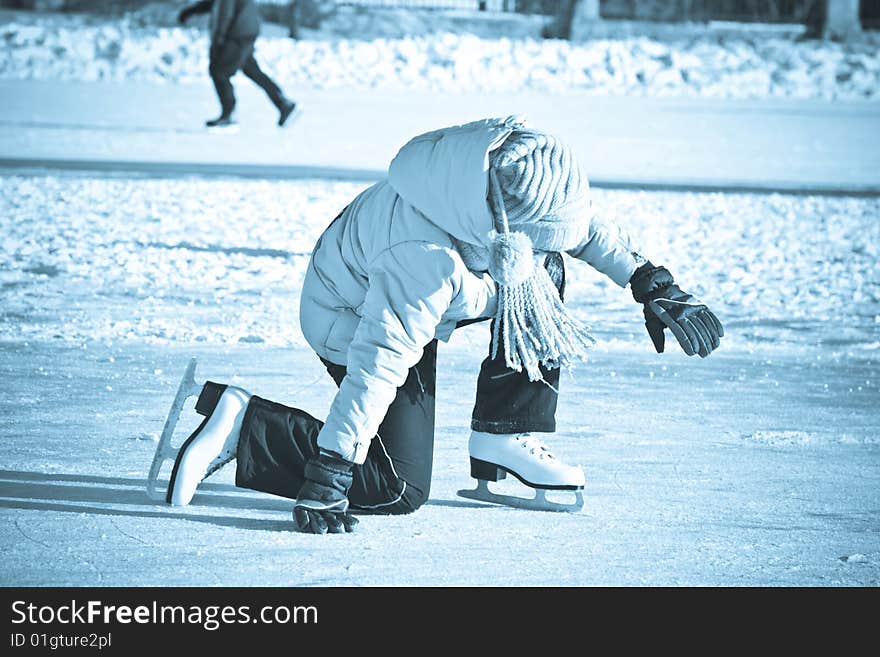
[629,262,724,358]
[293,450,358,534]
[486,125,596,381]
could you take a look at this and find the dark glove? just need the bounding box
[293,450,359,535]
[630,262,724,358]
[177,8,192,24]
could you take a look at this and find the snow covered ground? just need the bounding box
[1,172,878,586]
[2,11,879,99]
[2,175,877,350]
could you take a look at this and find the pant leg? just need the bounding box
[234,395,322,500]
[322,340,437,514]
[235,341,437,515]
[208,37,255,116]
[470,252,566,434]
[240,53,288,110]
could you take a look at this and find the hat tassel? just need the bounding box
[487,170,596,382]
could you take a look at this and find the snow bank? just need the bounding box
[1,175,878,350]
[1,19,879,99]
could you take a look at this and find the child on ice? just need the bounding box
[158,116,723,533]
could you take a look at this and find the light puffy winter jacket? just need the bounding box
[299,117,642,464]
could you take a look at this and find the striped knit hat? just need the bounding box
[489,128,591,254]
[486,127,596,382]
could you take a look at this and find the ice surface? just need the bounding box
[1,336,877,586]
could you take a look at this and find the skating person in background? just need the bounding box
[155,116,723,533]
[178,0,298,129]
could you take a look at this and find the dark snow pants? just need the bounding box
[209,36,287,117]
[234,254,565,515]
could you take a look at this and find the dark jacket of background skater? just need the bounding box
[178,0,298,129]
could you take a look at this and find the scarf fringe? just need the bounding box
[491,266,596,382]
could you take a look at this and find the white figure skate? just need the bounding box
[146,359,242,504]
[457,431,585,512]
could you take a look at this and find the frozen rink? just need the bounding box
[0,174,878,586]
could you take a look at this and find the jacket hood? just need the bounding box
[387,116,525,248]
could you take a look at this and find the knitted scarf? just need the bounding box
[487,169,596,382]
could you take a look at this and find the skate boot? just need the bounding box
[278,100,300,127]
[458,431,585,512]
[205,114,239,133]
[166,383,250,506]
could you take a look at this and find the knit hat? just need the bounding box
[489,128,591,253]
[486,127,596,382]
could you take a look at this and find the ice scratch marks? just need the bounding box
[14,518,51,549]
[108,516,153,546]
[13,517,104,583]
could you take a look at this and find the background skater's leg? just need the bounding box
[206,38,252,127]
[240,53,298,126]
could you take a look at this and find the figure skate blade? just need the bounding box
[146,358,202,501]
[457,480,584,513]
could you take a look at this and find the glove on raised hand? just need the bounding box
[630,262,724,358]
[293,450,358,535]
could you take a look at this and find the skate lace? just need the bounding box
[205,450,235,478]
[204,437,239,478]
[515,433,555,461]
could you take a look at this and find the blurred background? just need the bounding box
[0,1,877,94]
[2,0,878,36]
[0,1,878,587]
